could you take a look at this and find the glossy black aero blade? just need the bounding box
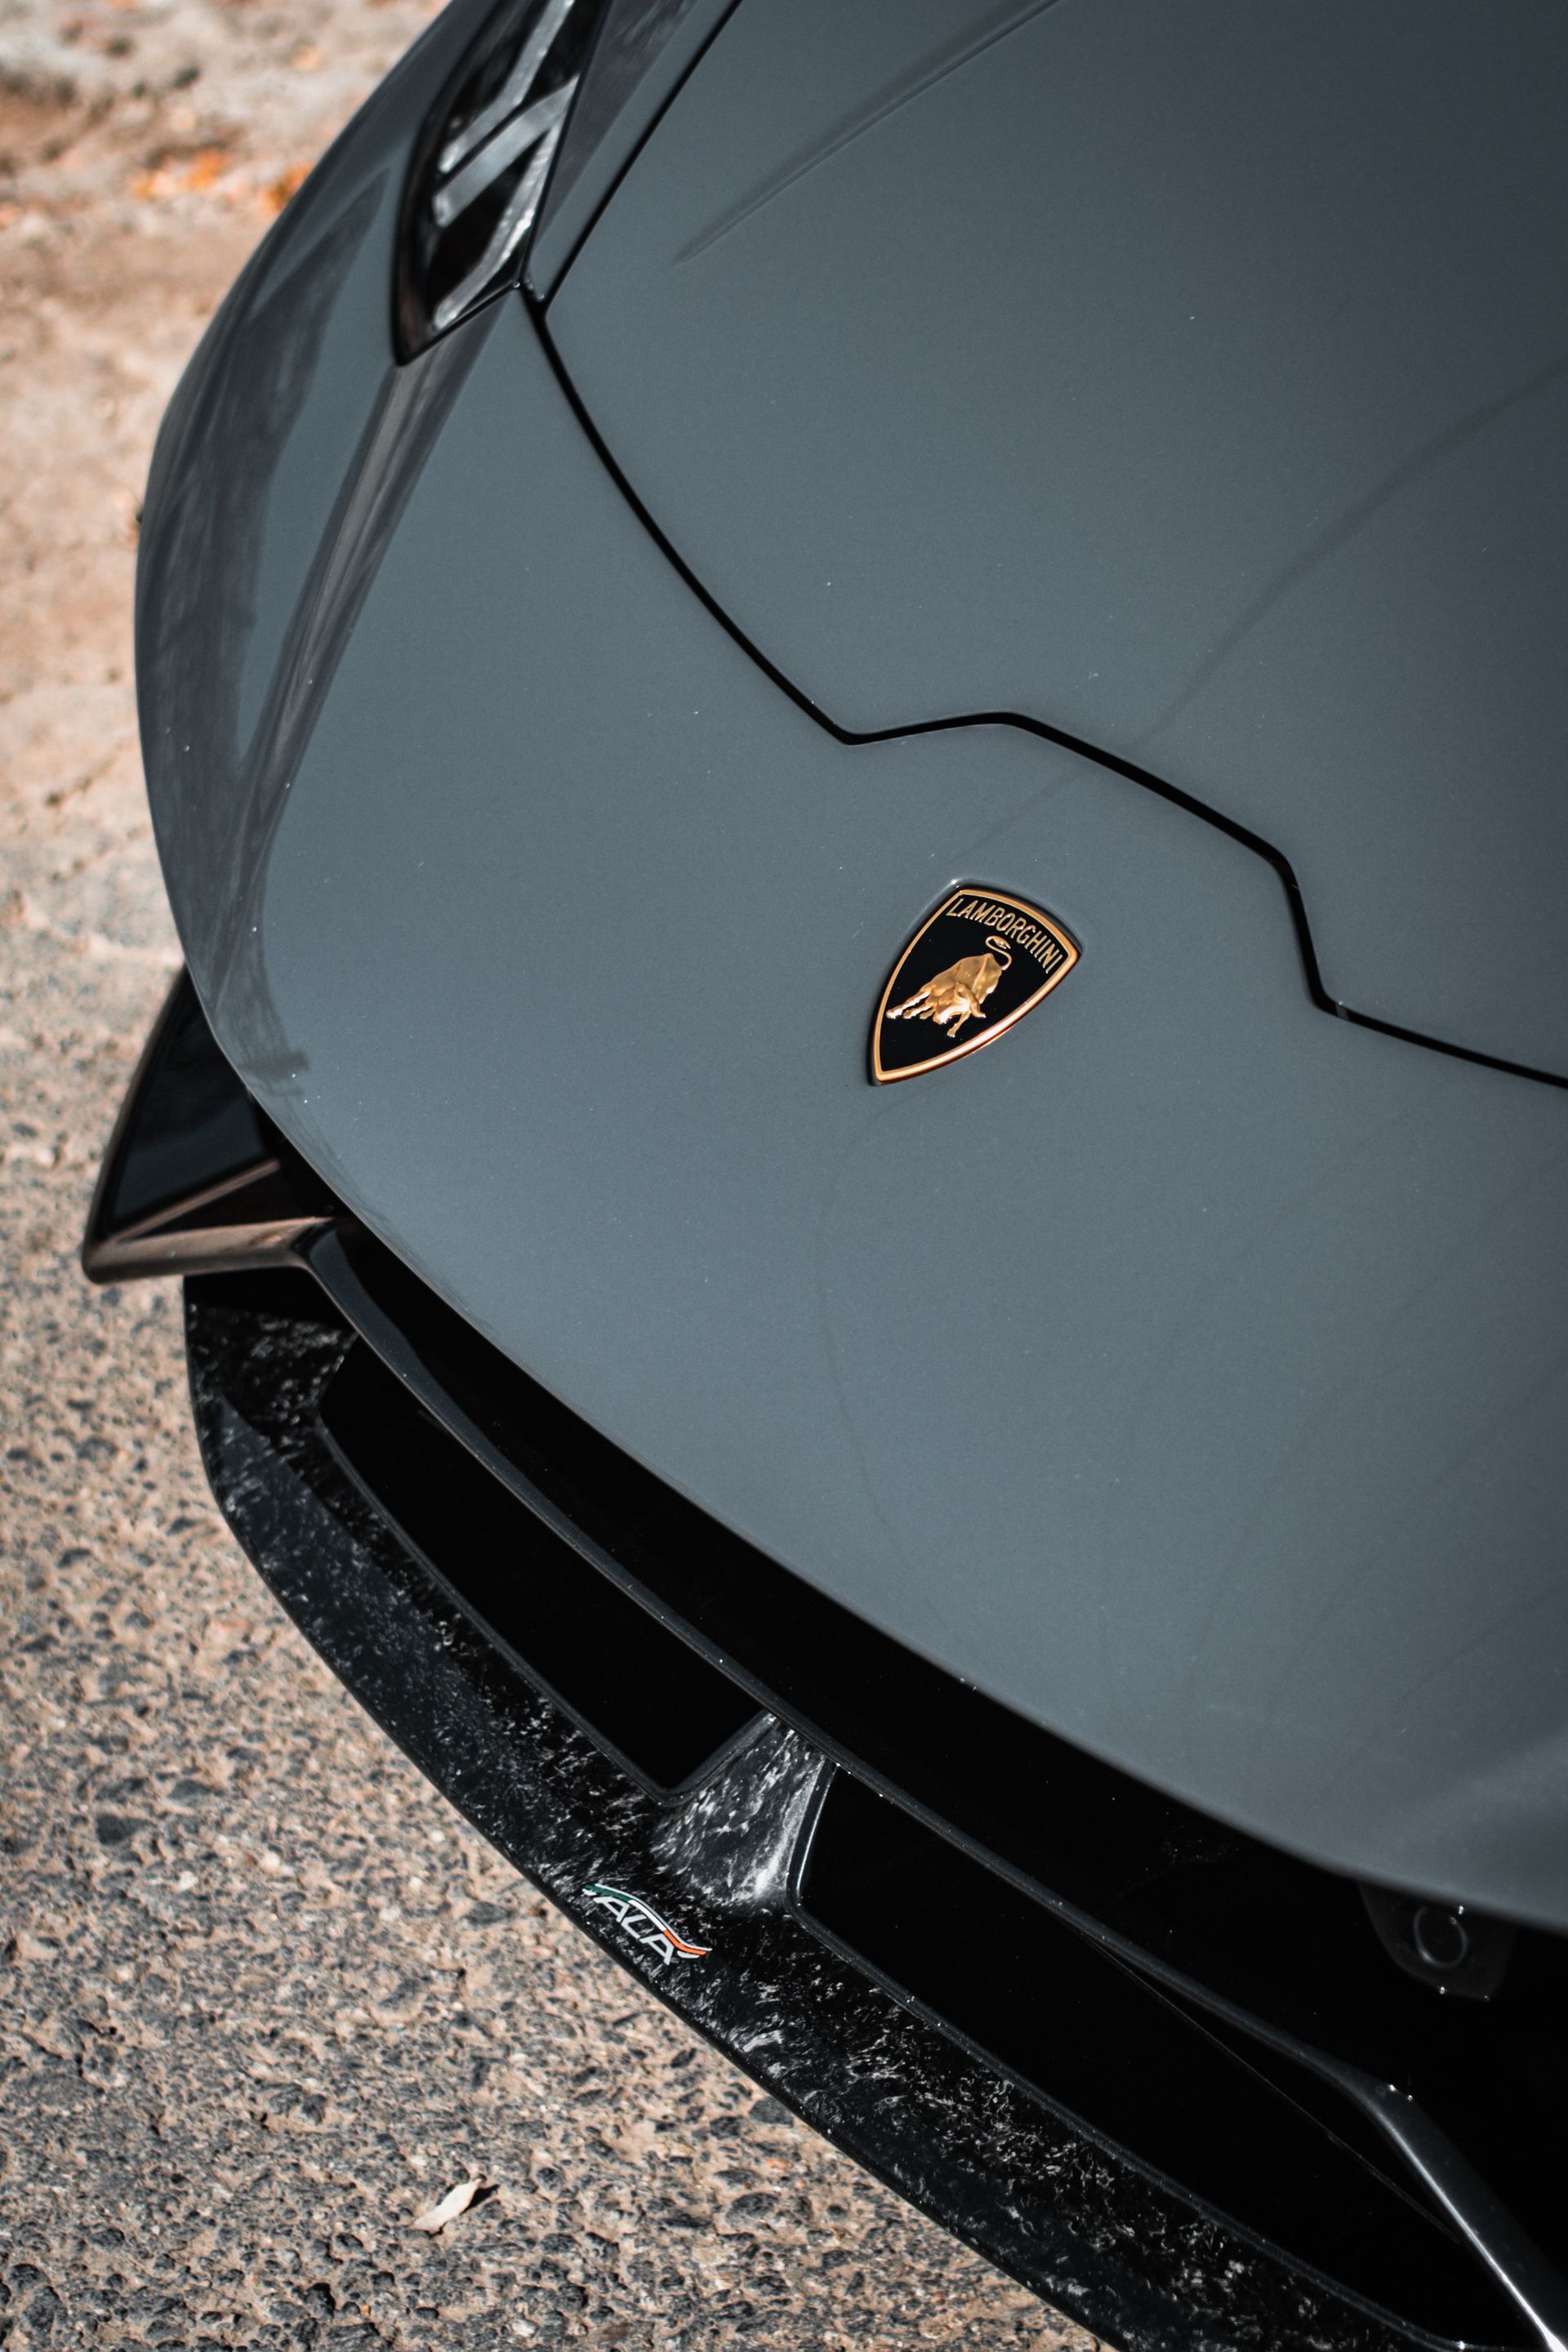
[81,969,334,1282]
[319,1338,761,1795]
[871,887,1077,1083]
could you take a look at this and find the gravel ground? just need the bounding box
[0,11,1100,2348]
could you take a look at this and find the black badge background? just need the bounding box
[871,889,1078,1084]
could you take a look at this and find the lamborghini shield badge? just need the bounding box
[871,888,1079,1083]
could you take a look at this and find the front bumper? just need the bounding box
[86,977,1568,2352]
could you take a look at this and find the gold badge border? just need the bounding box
[871,887,1080,1085]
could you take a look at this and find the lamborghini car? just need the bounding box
[83,2,1568,2345]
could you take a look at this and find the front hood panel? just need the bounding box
[143,274,1568,1927]
[548,0,1568,1081]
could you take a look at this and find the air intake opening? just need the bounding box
[798,1772,1529,2352]
[320,1339,760,1795]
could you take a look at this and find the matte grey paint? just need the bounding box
[548,0,1568,1081]
[136,0,496,988]
[141,187,1568,1928]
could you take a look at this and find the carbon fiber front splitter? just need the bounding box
[185,1267,1442,2352]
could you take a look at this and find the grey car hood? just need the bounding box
[136,12,1568,1930]
[549,0,1568,1082]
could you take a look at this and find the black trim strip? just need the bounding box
[319,1334,763,1797]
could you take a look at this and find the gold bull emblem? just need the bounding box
[886,937,1013,1043]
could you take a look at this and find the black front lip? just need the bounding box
[182,1267,1499,2352]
